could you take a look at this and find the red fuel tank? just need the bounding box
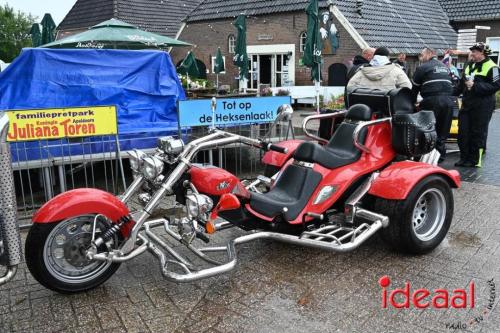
[189,165,240,196]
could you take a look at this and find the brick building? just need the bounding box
[439,0,500,67]
[58,0,459,90]
[169,0,457,90]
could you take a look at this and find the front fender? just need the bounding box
[368,161,461,200]
[261,140,304,167]
[32,189,130,232]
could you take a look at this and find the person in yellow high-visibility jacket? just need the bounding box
[455,43,500,168]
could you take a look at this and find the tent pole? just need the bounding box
[316,62,321,114]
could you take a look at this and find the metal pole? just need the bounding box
[43,167,53,199]
[114,135,127,192]
[209,97,217,166]
[316,63,321,114]
[211,97,217,130]
[58,165,66,193]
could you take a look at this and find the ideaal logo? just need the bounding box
[379,276,496,330]
[379,275,475,309]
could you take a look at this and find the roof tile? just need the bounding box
[187,0,457,54]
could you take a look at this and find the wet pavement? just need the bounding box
[1,112,500,333]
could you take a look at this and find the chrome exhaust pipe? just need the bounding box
[212,221,234,232]
[0,266,17,285]
[0,113,21,285]
[420,149,441,166]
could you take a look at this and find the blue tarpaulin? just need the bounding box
[0,48,185,161]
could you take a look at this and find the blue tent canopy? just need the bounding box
[0,48,185,161]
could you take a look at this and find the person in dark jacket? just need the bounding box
[346,47,375,82]
[455,43,500,167]
[412,47,454,161]
[393,53,408,75]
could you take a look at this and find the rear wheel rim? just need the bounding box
[411,188,446,242]
[42,215,115,284]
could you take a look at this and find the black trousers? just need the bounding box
[458,99,494,163]
[420,96,454,158]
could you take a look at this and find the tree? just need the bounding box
[0,4,35,62]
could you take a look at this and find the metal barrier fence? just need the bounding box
[11,117,295,226]
[12,135,127,225]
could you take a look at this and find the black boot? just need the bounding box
[461,160,478,168]
[455,159,467,167]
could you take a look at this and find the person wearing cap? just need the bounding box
[347,47,412,90]
[411,47,454,162]
[455,43,500,168]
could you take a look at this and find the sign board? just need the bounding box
[257,34,273,41]
[178,96,291,128]
[6,106,118,142]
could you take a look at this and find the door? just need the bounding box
[274,54,290,87]
[259,55,272,85]
[248,55,259,90]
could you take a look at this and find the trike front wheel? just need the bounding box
[25,215,121,293]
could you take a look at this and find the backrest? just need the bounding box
[346,87,414,116]
[326,104,370,152]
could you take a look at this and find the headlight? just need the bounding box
[128,150,146,172]
[158,136,184,155]
[186,194,213,221]
[142,156,164,180]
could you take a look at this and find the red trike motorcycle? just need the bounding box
[1,88,460,292]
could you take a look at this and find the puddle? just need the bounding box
[448,231,482,247]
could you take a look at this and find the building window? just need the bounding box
[486,37,500,65]
[300,31,307,53]
[228,35,236,54]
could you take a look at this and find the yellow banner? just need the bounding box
[6,106,117,142]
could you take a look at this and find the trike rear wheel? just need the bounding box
[374,175,453,254]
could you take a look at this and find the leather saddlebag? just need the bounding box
[392,111,437,156]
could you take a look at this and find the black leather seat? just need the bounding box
[249,105,372,221]
[250,164,322,221]
[293,104,372,169]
